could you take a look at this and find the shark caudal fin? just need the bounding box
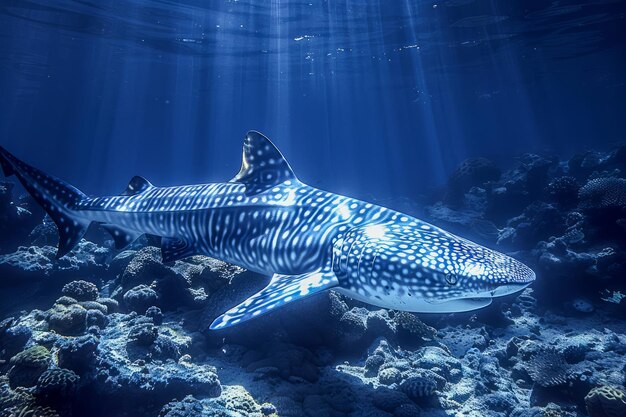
[0,146,90,258]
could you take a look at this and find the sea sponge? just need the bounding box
[579,178,626,211]
[585,386,626,417]
[61,280,99,302]
[526,347,570,387]
[7,346,51,388]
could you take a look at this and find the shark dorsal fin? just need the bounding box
[121,176,153,196]
[231,131,298,194]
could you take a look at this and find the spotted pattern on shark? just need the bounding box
[0,131,535,329]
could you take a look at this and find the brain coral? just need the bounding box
[585,386,626,417]
[525,347,570,387]
[61,280,99,302]
[7,346,51,388]
[36,368,80,402]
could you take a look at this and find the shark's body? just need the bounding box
[0,132,535,329]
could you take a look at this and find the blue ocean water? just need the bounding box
[1,0,624,198]
[1,2,626,417]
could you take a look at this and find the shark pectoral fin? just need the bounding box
[120,176,153,196]
[230,131,301,195]
[161,237,196,263]
[422,297,493,313]
[101,224,143,250]
[210,269,338,330]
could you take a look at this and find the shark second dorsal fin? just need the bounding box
[210,269,338,329]
[121,176,153,196]
[231,131,299,194]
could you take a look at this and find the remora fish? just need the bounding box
[0,132,535,329]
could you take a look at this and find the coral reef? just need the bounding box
[0,145,625,416]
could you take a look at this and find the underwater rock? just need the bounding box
[57,334,99,375]
[158,395,204,417]
[0,318,31,358]
[123,285,159,313]
[146,306,164,325]
[242,342,321,383]
[0,181,42,254]
[364,353,385,375]
[503,201,565,249]
[392,311,436,346]
[0,241,108,282]
[29,217,59,248]
[61,280,99,302]
[365,310,397,342]
[94,313,221,406]
[337,309,367,348]
[371,387,411,412]
[127,322,159,347]
[7,345,51,388]
[545,176,580,207]
[447,157,501,204]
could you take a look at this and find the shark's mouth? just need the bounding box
[489,282,532,297]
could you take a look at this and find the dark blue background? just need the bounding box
[1,0,624,200]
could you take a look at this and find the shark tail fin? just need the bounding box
[0,146,90,258]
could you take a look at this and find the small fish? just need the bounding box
[0,131,535,329]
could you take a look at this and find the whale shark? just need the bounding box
[0,131,535,329]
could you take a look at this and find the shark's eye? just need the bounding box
[445,272,458,285]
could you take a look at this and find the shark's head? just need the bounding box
[337,221,535,312]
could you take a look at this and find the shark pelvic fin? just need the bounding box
[210,269,338,329]
[121,176,153,196]
[161,237,195,263]
[231,131,299,195]
[101,224,143,250]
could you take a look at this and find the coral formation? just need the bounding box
[585,386,626,417]
[0,146,625,416]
